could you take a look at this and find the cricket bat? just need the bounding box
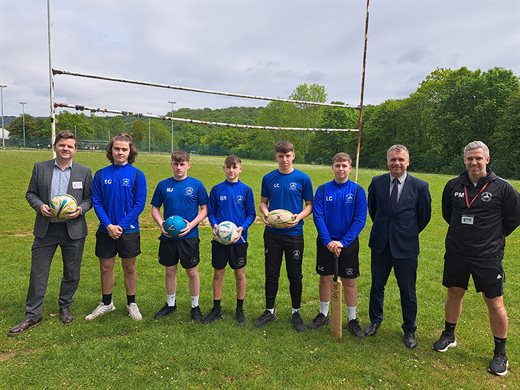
[330,254,343,340]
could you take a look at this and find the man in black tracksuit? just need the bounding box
[433,141,520,377]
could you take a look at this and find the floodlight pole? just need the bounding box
[19,102,27,148]
[0,85,6,149]
[168,100,176,154]
[354,0,371,182]
[148,112,152,153]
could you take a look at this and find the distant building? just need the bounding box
[0,129,9,140]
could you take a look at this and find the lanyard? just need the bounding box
[464,182,489,209]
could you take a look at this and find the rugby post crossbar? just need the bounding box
[52,69,359,109]
[54,103,359,133]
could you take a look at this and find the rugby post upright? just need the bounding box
[47,0,56,158]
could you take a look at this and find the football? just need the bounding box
[50,194,78,218]
[215,221,239,245]
[266,209,295,228]
[163,215,187,238]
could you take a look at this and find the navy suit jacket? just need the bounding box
[368,173,431,259]
[26,159,92,240]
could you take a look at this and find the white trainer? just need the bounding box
[127,303,142,320]
[85,302,115,321]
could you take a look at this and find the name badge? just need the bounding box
[461,215,474,225]
[72,181,83,190]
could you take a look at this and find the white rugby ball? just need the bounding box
[50,194,78,218]
[266,209,294,228]
[215,221,239,245]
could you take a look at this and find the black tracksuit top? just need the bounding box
[442,169,520,262]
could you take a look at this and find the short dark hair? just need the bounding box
[332,152,352,165]
[171,150,190,163]
[275,141,294,154]
[54,131,77,148]
[105,133,138,164]
[224,155,242,167]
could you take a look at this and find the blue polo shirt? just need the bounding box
[151,176,208,240]
[261,169,313,236]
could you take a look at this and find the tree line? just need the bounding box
[6,66,520,178]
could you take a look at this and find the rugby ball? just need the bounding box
[215,221,239,245]
[50,194,78,218]
[164,215,187,238]
[266,209,295,228]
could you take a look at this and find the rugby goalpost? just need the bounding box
[46,0,370,180]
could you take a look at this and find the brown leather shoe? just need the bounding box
[7,317,42,337]
[59,307,74,324]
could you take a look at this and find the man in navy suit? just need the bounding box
[365,144,431,349]
[7,131,92,336]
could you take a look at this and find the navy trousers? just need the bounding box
[368,243,418,333]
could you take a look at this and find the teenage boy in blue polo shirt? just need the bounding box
[254,141,313,332]
[309,152,367,337]
[202,155,256,325]
[151,150,208,322]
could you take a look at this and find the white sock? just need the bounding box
[347,306,357,321]
[167,294,176,307]
[191,295,199,308]
[267,308,275,314]
[292,308,300,314]
[320,301,330,316]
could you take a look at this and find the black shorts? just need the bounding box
[443,255,505,298]
[211,240,248,270]
[158,237,200,269]
[316,237,359,279]
[95,231,141,259]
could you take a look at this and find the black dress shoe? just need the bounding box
[404,331,417,349]
[7,317,42,337]
[60,307,74,324]
[365,322,380,336]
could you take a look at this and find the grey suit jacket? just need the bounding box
[26,159,93,239]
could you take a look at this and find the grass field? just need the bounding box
[1,149,519,389]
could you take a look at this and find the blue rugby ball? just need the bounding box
[164,215,187,238]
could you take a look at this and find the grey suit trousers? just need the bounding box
[25,223,85,319]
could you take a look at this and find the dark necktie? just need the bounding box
[390,178,400,210]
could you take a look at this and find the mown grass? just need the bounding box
[1,149,519,389]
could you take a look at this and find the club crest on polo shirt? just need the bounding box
[481,192,492,202]
[289,182,297,191]
[185,187,194,196]
[122,178,131,187]
[236,195,244,205]
[345,193,355,203]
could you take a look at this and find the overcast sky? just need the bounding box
[0,0,519,118]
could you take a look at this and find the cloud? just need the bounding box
[0,0,518,117]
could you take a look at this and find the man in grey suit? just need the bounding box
[364,144,431,349]
[8,131,92,336]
